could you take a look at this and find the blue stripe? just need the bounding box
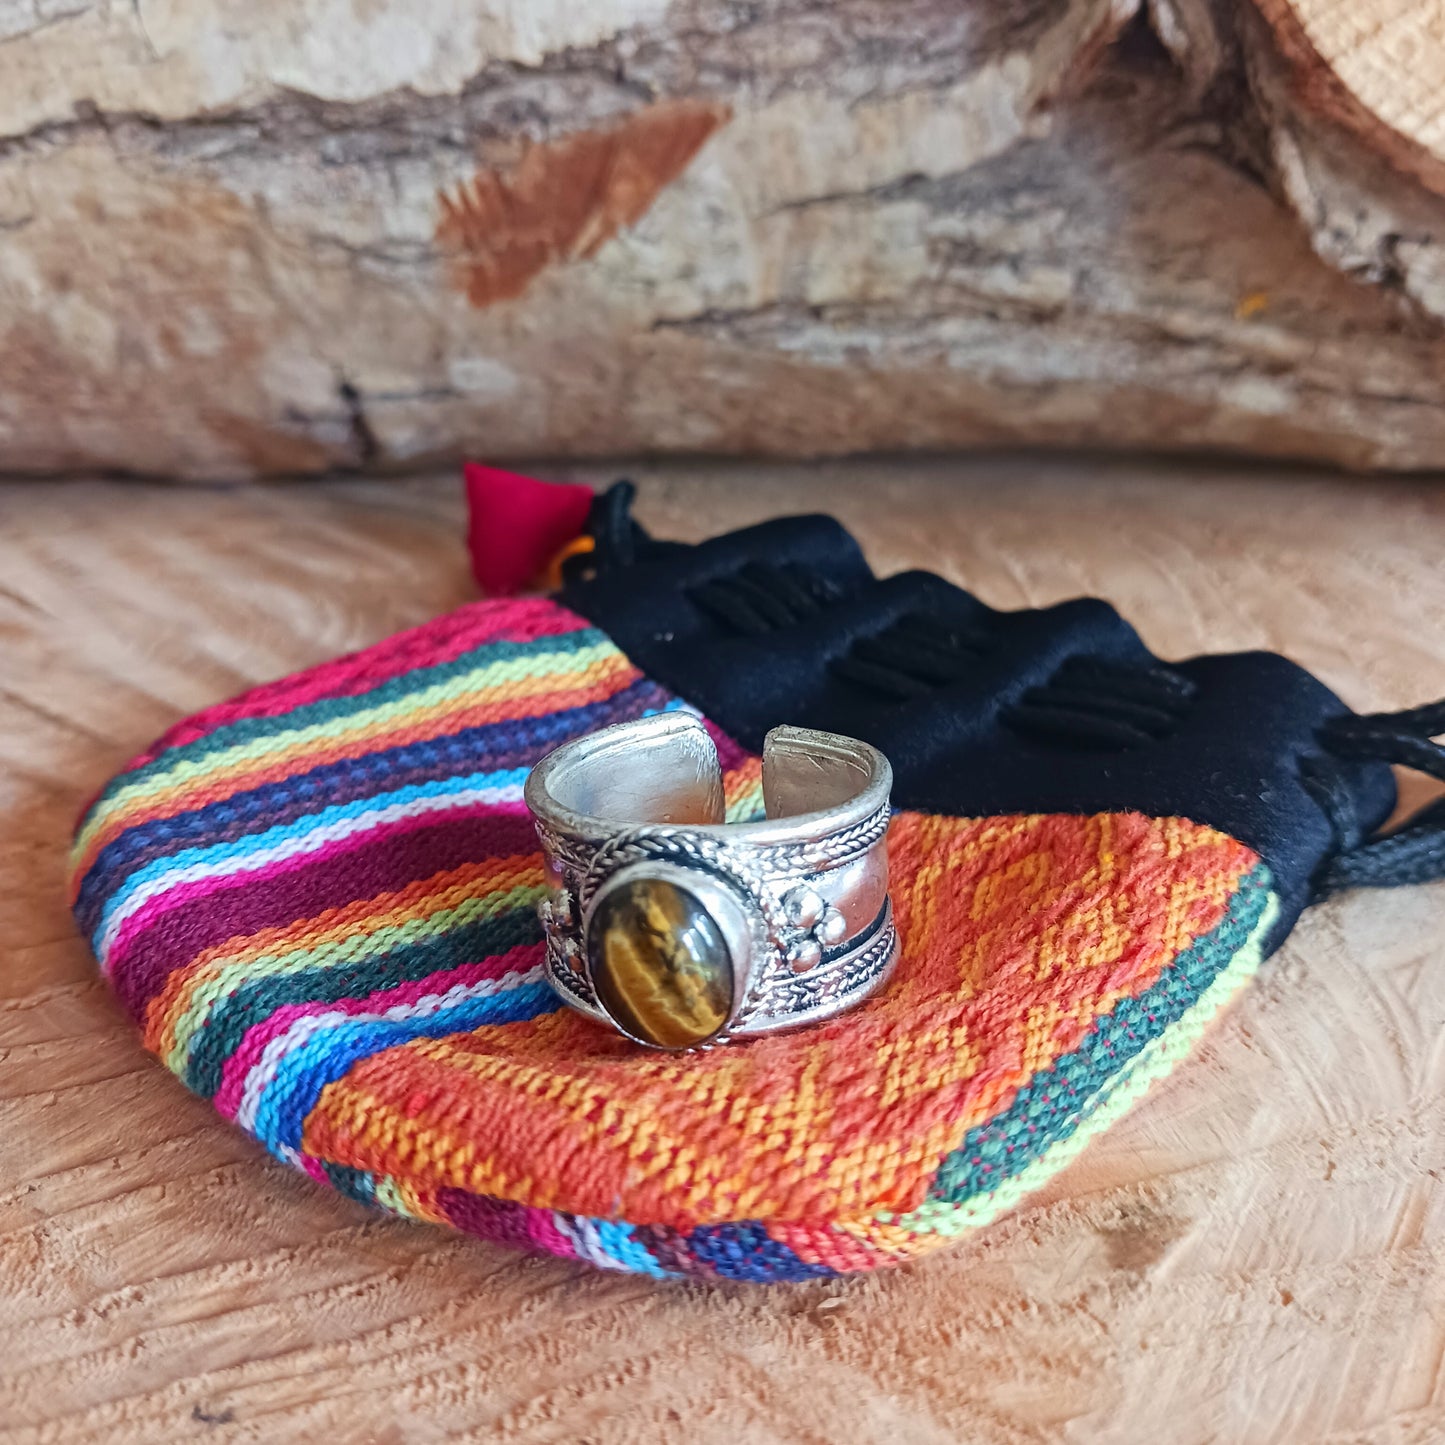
[183,909,544,1100]
[250,980,556,1156]
[84,627,613,805]
[91,766,530,948]
[680,1222,836,1282]
[588,1220,674,1278]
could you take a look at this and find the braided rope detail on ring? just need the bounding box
[536,802,891,882]
[729,903,899,1030]
[538,802,895,1028]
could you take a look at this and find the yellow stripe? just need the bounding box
[157,873,543,1068]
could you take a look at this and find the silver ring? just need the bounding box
[524,712,898,1050]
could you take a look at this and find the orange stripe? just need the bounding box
[296,813,1258,1228]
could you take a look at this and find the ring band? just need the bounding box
[525,712,898,1050]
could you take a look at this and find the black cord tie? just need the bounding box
[1312,701,1445,898]
[560,479,645,584]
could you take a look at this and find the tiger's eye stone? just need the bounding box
[587,877,734,1049]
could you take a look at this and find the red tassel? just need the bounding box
[463,462,594,596]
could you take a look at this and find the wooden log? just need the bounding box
[1159,0,1445,328]
[2,0,1445,478]
[1252,0,1445,197]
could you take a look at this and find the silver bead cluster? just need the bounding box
[780,884,849,973]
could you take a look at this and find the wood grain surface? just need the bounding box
[1,460,1442,1444]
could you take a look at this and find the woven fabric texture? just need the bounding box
[71,595,1276,1280]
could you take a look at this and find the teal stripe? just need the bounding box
[322,1163,378,1204]
[926,863,1273,1205]
[184,906,543,1099]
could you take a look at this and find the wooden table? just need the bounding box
[2,459,1442,1444]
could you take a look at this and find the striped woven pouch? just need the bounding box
[68,482,1444,1281]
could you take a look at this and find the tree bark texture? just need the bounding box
[2,0,1445,479]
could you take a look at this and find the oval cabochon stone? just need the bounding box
[587,876,734,1049]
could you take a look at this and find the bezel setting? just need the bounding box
[581,860,758,1048]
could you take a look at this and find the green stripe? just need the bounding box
[887,876,1277,1238]
[90,626,612,801]
[164,881,545,1072]
[182,898,544,1098]
[924,863,1271,1206]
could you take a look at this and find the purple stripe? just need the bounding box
[438,1190,581,1261]
[110,812,540,1022]
[103,798,528,965]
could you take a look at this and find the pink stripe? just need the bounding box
[706,719,753,774]
[112,815,540,1021]
[128,597,592,767]
[525,1208,582,1258]
[102,802,531,969]
[300,1156,332,1185]
[436,1190,580,1259]
[213,942,541,1118]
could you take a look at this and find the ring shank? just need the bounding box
[529,711,727,829]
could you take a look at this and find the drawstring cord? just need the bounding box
[1311,702,1445,898]
[561,479,645,583]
